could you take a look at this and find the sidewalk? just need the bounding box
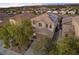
[0,47,20,55]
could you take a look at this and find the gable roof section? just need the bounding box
[0,13,9,21]
[10,12,36,21]
[62,16,73,24]
[0,13,10,26]
[31,13,58,25]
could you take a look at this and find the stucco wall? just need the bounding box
[72,19,79,37]
[31,16,55,38]
[31,19,55,32]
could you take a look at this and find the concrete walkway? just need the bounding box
[0,40,20,55]
[0,47,20,55]
[24,40,36,55]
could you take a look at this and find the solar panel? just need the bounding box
[48,12,58,23]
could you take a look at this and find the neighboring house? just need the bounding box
[9,12,36,24]
[36,7,49,12]
[59,10,66,15]
[72,16,79,37]
[0,13,9,26]
[47,11,52,13]
[31,13,58,38]
[67,10,76,15]
[35,7,49,15]
[52,10,58,14]
[62,17,75,37]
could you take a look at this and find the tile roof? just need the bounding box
[0,13,9,21]
[62,16,73,24]
[10,12,36,21]
[31,13,58,25]
[0,13,10,26]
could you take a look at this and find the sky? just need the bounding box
[0,0,79,7]
[0,0,78,3]
[0,3,46,8]
[0,3,27,8]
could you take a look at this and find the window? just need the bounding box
[33,20,35,24]
[38,23,42,27]
[49,24,52,29]
[46,24,48,28]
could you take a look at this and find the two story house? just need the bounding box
[9,12,36,24]
[9,12,58,39]
[31,13,58,38]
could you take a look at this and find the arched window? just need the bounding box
[33,20,35,24]
[49,24,52,29]
[38,23,42,27]
[46,24,48,28]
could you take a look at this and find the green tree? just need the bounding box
[57,37,77,54]
[0,19,33,49]
[0,27,10,48]
[49,36,79,55]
